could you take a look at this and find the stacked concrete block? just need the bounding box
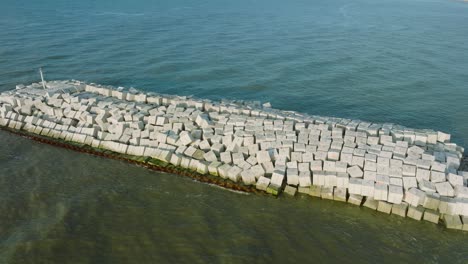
[391,202,408,217]
[1,80,467,231]
[423,209,440,224]
[407,206,425,221]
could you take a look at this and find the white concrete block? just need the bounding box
[347,165,363,178]
[256,176,270,191]
[299,171,312,187]
[448,173,464,187]
[407,206,424,221]
[227,166,243,182]
[422,193,440,210]
[419,179,436,193]
[312,170,326,186]
[430,171,446,183]
[287,168,299,186]
[361,179,375,197]
[374,183,388,201]
[455,186,468,199]
[388,185,403,204]
[348,178,363,195]
[402,176,417,190]
[404,188,426,207]
[336,172,349,188]
[391,202,408,217]
[270,170,285,186]
[435,181,455,197]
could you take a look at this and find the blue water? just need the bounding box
[1,0,468,262]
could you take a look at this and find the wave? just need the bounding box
[94,12,145,17]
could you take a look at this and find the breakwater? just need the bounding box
[1,80,467,231]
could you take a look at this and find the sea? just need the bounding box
[0,0,468,262]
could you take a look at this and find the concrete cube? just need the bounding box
[407,206,425,221]
[391,202,408,217]
[332,187,346,202]
[347,194,363,206]
[348,165,363,178]
[363,198,378,210]
[377,201,393,214]
[423,209,440,224]
[388,185,404,204]
[435,181,455,197]
[404,188,426,207]
[256,176,270,191]
[348,178,363,195]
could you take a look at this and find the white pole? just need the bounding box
[39,68,47,89]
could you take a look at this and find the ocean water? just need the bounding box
[1,0,468,262]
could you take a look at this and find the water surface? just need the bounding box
[1,0,468,262]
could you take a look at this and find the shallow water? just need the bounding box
[1,0,468,262]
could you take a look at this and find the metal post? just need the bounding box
[39,68,46,89]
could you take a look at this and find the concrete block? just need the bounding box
[284,185,297,196]
[309,185,322,197]
[422,193,440,210]
[217,164,232,179]
[407,206,425,221]
[271,170,285,187]
[348,165,363,178]
[310,160,323,171]
[364,171,377,181]
[336,172,349,188]
[347,194,363,205]
[227,166,243,182]
[197,161,209,174]
[324,172,337,187]
[327,150,340,161]
[423,209,440,224]
[430,171,446,183]
[419,179,437,193]
[348,178,363,195]
[455,186,468,199]
[220,152,232,164]
[377,201,392,214]
[388,185,404,204]
[374,183,388,201]
[404,188,426,207]
[179,131,194,146]
[448,173,464,187]
[435,181,455,197]
[333,187,347,202]
[361,179,375,197]
[321,186,334,200]
[256,150,272,164]
[204,150,218,162]
[351,156,364,168]
[443,215,462,230]
[240,169,256,185]
[363,198,378,210]
[438,197,457,215]
[312,170,326,186]
[207,161,221,176]
[298,171,311,187]
[323,161,336,172]
[287,168,299,186]
[402,164,416,177]
[391,202,408,217]
[403,176,418,190]
[256,176,270,191]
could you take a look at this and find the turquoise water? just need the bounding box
[1,0,468,262]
